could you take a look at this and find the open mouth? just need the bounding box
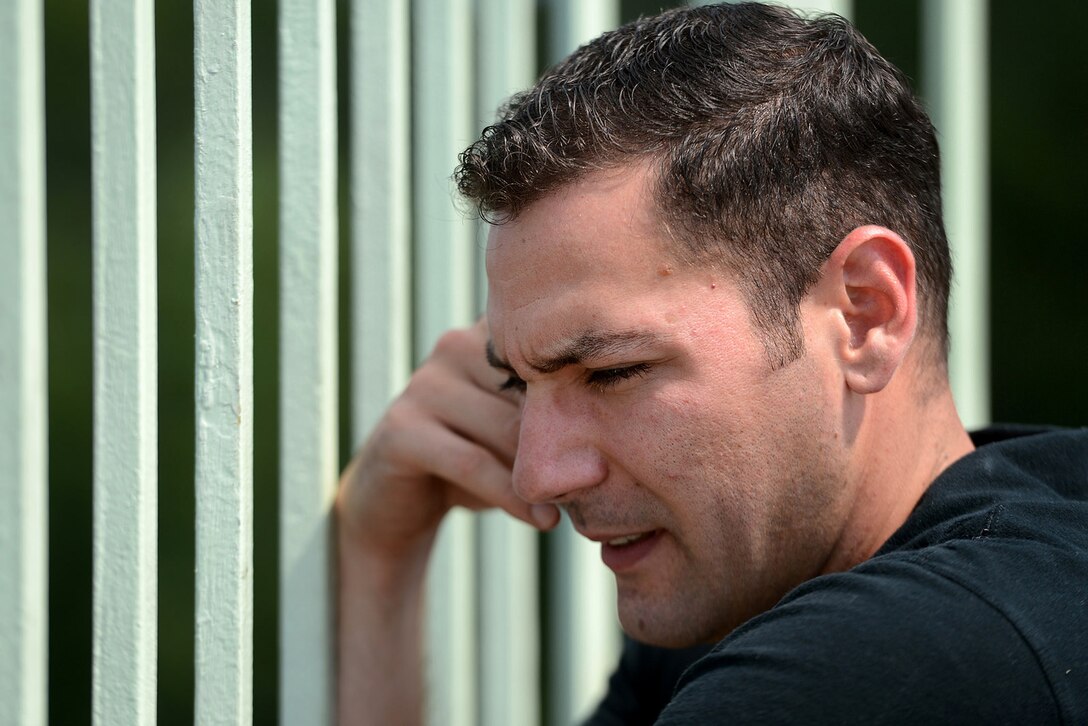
[601,529,661,572]
[607,532,655,547]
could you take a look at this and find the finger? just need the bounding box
[414,374,521,465]
[427,323,514,399]
[408,421,556,530]
[447,489,560,531]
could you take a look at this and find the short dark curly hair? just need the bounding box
[456,2,951,368]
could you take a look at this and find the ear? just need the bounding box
[821,225,917,394]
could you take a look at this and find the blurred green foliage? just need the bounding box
[42,0,1085,724]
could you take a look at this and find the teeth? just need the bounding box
[607,533,647,547]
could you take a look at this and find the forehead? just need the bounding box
[484,164,747,364]
[485,164,669,295]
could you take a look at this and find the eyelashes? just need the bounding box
[499,363,652,394]
[586,363,652,390]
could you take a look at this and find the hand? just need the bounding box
[337,319,560,564]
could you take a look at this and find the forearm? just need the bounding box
[334,321,535,724]
[338,531,432,726]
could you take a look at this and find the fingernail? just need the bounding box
[531,504,558,530]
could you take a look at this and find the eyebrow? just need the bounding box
[486,330,667,375]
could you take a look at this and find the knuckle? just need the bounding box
[401,362,447,403]
[400,372,428,400]
[376,399,413,438]
[432,328,472,358]
[364,402,421,468]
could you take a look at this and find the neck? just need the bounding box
[824,360,975,573]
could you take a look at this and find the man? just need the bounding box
[337,3,1088,723]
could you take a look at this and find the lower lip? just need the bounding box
[601,530,661,573]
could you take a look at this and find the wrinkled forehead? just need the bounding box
[484,163,679,292]
[482,168,748,373]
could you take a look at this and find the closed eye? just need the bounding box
[586,363,651,390]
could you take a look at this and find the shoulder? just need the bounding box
[659,427,1088,724]
[660,553,1072,724]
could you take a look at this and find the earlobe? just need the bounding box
[824,226,917,395]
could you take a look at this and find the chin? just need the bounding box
[618,597,731,648]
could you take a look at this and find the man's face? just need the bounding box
[485,165,855,647]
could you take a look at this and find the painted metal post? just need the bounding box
[278,0,338,723]
[784,0,851,16]
[89,0,158,723]
[351,0,412,442]
[799,0,851,16]
[547,517,619,726]
[0,0,48,724]
[475,1,540,724]
[413,0,478,723]
[923,0,990,429]
[548,0,619,65]
[193,0,254,723]
[545,4,622,724]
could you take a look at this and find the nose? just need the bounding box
[512,388,607,504]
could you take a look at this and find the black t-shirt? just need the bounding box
[588,426,1088,724]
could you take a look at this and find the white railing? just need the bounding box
[278,0,339,723]
[89,0,158,724]
[0,0,48,724]
[923,0,990,430]
[0,0,990,724]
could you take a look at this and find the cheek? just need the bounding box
[650,381,755,462]
[634,378,821,529]
[619,387,761,515]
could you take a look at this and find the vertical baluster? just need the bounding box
[545,517,619,726]
[475,0,540,723]
[89,0,158,723]
[277,0,338,722]
[781,0,852,16]
[193,0,254,722]
[350,2,412,442]
[548,0,619,63]
[345,0,412,722]
[0,0,48,723]
[413,0,478,723]
[922,0,990,429]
